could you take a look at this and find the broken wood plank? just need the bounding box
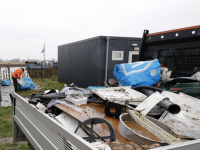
[56,103,132,144]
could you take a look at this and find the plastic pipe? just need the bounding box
[133,86,181,114]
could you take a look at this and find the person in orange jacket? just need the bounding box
[11,68,24,91]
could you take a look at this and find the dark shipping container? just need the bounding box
[58,36,141,87]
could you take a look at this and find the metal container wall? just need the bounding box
[106,38,141,79]
[58,36,141,88]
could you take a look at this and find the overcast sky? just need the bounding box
[0,0,199,60]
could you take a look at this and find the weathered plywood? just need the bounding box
[55,103,132,144]
[90,87,147,102]
[159,91,200,139]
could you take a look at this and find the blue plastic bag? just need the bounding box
[1,80,10,86]
[113,59,161,87]
[17,77,36,91]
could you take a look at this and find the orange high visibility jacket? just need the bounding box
[11,69,23,79]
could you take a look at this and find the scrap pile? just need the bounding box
[26,59,200,150]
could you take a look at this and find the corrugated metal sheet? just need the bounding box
[58,36,141,88]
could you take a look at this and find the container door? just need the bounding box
[128,51,139,63]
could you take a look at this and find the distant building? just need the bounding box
[51,58,56,61]
[28,59,39,62]
[11,59,20,62]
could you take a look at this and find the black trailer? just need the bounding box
[139,25,200,78]
[139,25,200,98]
[58,36,141,87]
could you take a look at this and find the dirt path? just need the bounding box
[0,85,15,106]
[0,137,28,145]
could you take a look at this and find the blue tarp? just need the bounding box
[113,59,161,87]
[17,77,36,91]
[1,80,10,86]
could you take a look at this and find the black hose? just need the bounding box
[132,86,181,114]
[132,86,163,92]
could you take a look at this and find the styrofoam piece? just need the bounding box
[66,90,87,106]
[57,100,84,113]
[36,102,46,113]
[135,93,166,116]
[55,112,88,137]
[129,110,181,145]
[66,97,87,106]
[18,78,26,86]
[90,87,147,102]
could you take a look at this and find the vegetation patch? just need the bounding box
[17,75,66,98]
[0,142,31,150]
[0,107,13,138]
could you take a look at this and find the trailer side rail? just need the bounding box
[12,92,97,150]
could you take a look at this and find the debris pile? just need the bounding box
[108,142,160,150]
[11,60,200,149]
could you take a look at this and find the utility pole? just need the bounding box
[44,44,45,63]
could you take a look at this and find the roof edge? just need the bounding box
[58,36,142,47]
[147,25,200,36]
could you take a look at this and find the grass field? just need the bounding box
[0,106,31,150]
[0,142,31,150]
[0,107,13,138]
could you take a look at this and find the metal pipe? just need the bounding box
[105,37,110,87]
[158,98,180,114]
[133,86,181,114]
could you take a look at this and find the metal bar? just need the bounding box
[139,30,149,61]
[105,37,110,87]
[13,98,16,115]
[13,119,26,143]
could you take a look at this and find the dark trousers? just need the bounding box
[12,77,18,91]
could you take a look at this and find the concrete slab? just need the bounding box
[0,85,15,106]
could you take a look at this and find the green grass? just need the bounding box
[0,107,13,138]
[0,142,31,150]
[34,76,66,91]
[17,75,66,98]
[0,107,31,150]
